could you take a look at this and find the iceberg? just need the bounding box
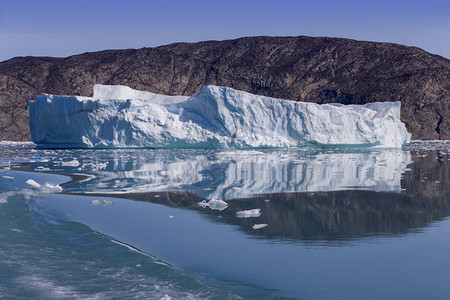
[29,84,411,149]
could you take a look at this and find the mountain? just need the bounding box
[0,36,449,141]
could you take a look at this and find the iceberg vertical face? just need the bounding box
[29,85,411,149]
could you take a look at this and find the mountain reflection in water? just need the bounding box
[2,142,450,299]
[49,146,449,243]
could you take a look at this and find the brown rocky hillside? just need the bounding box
[1,36,449,141]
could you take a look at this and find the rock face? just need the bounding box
[1,36,449,141]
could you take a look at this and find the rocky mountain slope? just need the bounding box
[1,36,449,141]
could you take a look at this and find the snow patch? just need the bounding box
[93,84,189,104]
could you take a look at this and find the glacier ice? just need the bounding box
[29,84,411,149]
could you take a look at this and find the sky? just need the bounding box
[1,0,450,62]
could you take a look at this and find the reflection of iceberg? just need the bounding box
[55,149,411,199]
[29,84,410,149]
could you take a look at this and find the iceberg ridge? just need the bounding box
[29,84,411,148]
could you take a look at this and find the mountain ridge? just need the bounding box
[1,35,449,141]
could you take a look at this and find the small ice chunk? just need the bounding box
[168,215,174,219]
[42,183,63,193]
[252,224,268,230]
[26,179,41,188]
[236,208,261,218]
[198,199,228,211]
[2,175,14,180]
[91,200,101,206]
[207,199,228,211]
[96,163,107,170]
[198,200,208,208]
[102,200,113,206]
[60,159,80,167]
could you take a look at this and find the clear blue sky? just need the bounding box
[1,0,449,62]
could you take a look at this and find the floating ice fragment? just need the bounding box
[96,163,107,170]
[91,200,101,206]
[102,200,113,206]
[168,215,174,219]
[198,201,208,208]
[26,179,41,188]
[236,209,261,218]
[2,175,14,180]
[252,224,268,230]
[60,159,80,167]
[207,199,228,211]
[198,199,228,211]
[41,183,63,193]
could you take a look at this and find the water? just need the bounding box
[0,141,449,299]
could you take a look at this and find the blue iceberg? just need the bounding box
[29,84,411,148]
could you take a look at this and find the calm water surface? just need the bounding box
[0,141,449,299]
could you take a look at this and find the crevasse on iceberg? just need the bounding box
[29,84,411,148]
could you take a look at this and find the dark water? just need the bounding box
[0,141,449,299]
